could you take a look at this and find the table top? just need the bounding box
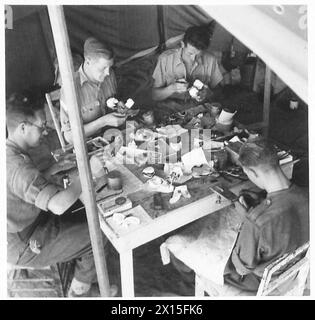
[65,102,296,254]
[97,155,295,254]
[97,157,252,253]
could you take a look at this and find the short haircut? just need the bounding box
[238,140,279,169]
[183,25,210,50]
[6,93,44,133]
[83,37,113,61]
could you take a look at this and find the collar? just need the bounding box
[78,64,90,86]
[267,183,294,198]
[174,47,184,67]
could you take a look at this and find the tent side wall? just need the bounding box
[5,6,55,96]
[63,5,161,62]
[5,5,253,97]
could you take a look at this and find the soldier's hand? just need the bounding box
[102,113,127,127]
[233,196,249,217]
[171,81,188,93]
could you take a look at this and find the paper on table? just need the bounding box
[104,205,153,237]
[181,147,208,172]
[163,206,243,286]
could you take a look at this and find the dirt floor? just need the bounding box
[7,61,309,297]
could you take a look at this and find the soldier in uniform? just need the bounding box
[151,25,223,103]
[6,96,116,297]
[60,37,126,144]
[170,140,309,296]
[220,140,309,295]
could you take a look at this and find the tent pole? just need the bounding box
[47,5,111,297]
[263,65,272,138]
[157,5,166,52]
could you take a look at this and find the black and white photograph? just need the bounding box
[2,1,313,302]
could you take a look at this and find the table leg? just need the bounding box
[120,250,134,297]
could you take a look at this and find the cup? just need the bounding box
[107,170,122,190]
[217,108,236,124]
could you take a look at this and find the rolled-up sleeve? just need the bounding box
[35,184,60,211]
[11,162,59,211]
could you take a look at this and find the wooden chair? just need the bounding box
[45,88,73,152]
[256,241,310,296]
[195,241,310,297]
[7,261,74,298]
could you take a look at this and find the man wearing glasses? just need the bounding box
[60,37,127,144]
[6,96,117,297]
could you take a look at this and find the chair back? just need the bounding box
[45,88,72,152]
[256,241,310,296]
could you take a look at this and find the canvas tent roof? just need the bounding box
[202,5,308,103]
[6,4,307,102]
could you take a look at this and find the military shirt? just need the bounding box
[230,184,309,282]
[6,140,59,233]
[60,64,117,133]
[152,47,223,89]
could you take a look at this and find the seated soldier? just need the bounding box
[60,37,126,144]
[222,140,309,294]
[171,140,309,295]
[151,24,223,103]
[6,96,117,297]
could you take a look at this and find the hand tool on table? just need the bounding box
[218,167,248,181]
[209,184,239,203]
[217,171,233,183]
